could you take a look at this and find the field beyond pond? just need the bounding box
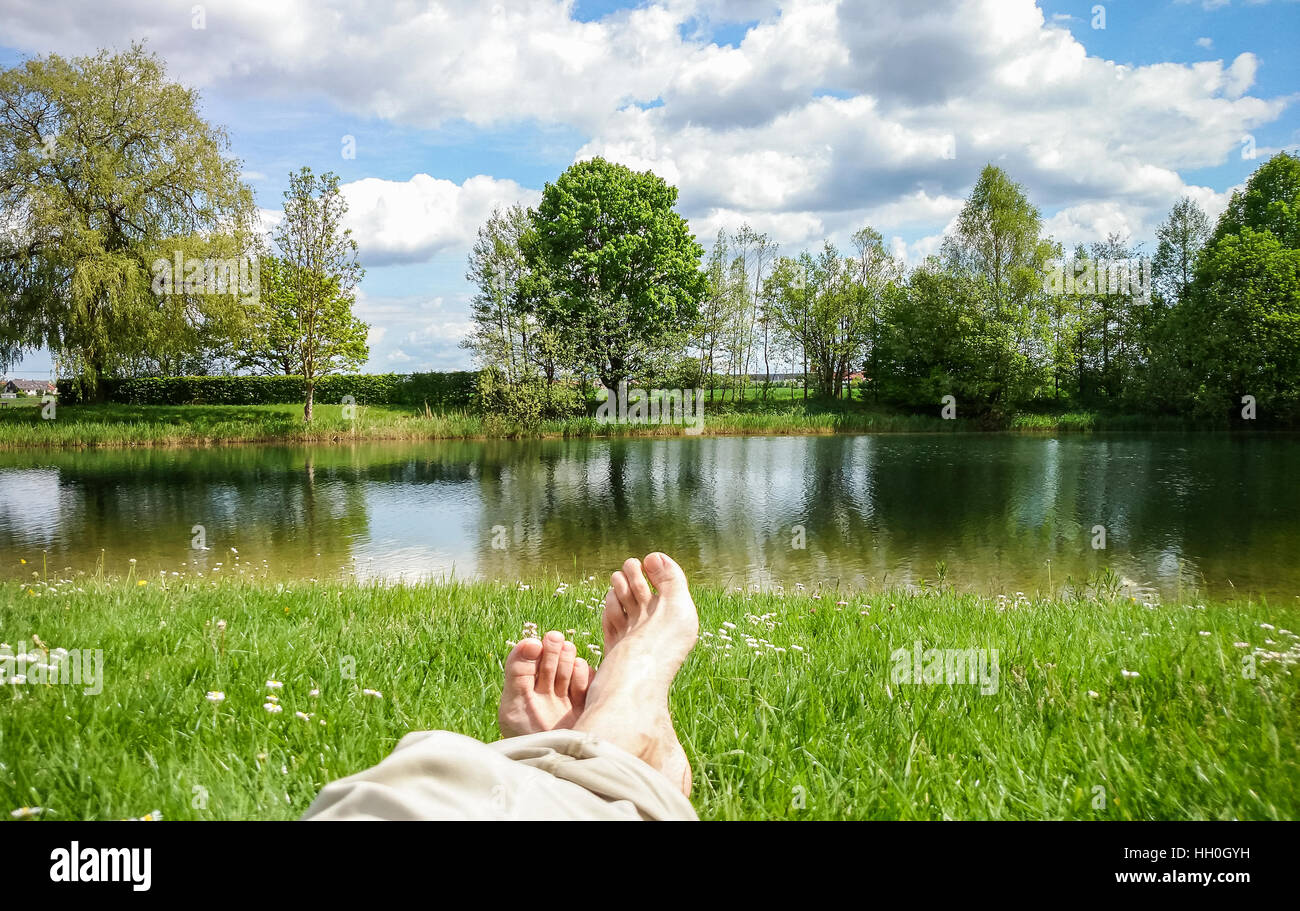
[2,575,1296,820]
[0,398,1192,450]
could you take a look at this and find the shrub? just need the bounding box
[56,372,480,408]
[476,369,586,426]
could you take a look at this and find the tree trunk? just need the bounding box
[89,349,108,403]
[762,321,770,401]
[706,342,715,403]
[304,380,314,423]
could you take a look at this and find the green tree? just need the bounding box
[462,204,533,383]
[764,236,891,399]
[1211,151,1300,249]
[268,168,368,421]
[1171,153,1300,422]
[692,231,738,402]
[235,256,306,377]
[848,226,897,402]
[0,44,256,399]
[1085,233,1145,402]
[876,262,1006,409]
[527,157,705,391]
[1153,196,1210,306]
[723,223,775,402]
[1182,228,1300,420]
[941,164,1053,406]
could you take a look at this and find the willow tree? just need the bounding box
[0,44,256,399]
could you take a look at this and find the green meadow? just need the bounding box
[0,398,1201,450]
[2,573,1296,820]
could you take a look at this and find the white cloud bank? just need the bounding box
[2,0,1293,364]
[2,0,1288,254]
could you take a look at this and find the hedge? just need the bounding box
[56,372,479,409]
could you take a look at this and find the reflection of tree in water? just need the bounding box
[5,446,374,577]
[454,433,1300,594]
[5,435,1297,596]
[1113,435,1300,594]
[470,436,873,587]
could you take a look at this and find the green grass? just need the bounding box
[2,573,1296,820]
[0,402,485,449]
[0,397,1205,450]
[0,400,966,449]
[1007,411,1196,432]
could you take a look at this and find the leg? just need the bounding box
[301,728,695,820]
[302,552,700,819]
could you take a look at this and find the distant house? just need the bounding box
[3,379,56,396]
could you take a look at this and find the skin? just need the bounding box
[498,552,699,797]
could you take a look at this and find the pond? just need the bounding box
[2,433,1297,599]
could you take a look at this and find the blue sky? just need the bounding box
[2,0,1297,377]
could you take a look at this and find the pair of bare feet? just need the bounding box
[497,552,698,798]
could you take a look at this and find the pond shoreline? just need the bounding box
[0,401,1234,450]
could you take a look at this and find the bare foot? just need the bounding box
[498,631,592,738]
[577,552,698,797]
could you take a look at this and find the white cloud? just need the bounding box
[0,0,696,132]
[890,230,949,267]
[3,0,1290,259]
[348,290,477,371]
[1042,183,1238,252]
[689,207,827,250]
[255,174,537,266]
[340,174,539,267]
[559,1,1287,257]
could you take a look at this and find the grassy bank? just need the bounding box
[0,399,1201,449]
[2,574,1296,820]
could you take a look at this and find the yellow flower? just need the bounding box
[137,580,148,587]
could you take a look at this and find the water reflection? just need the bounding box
[1,433,1296,598]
